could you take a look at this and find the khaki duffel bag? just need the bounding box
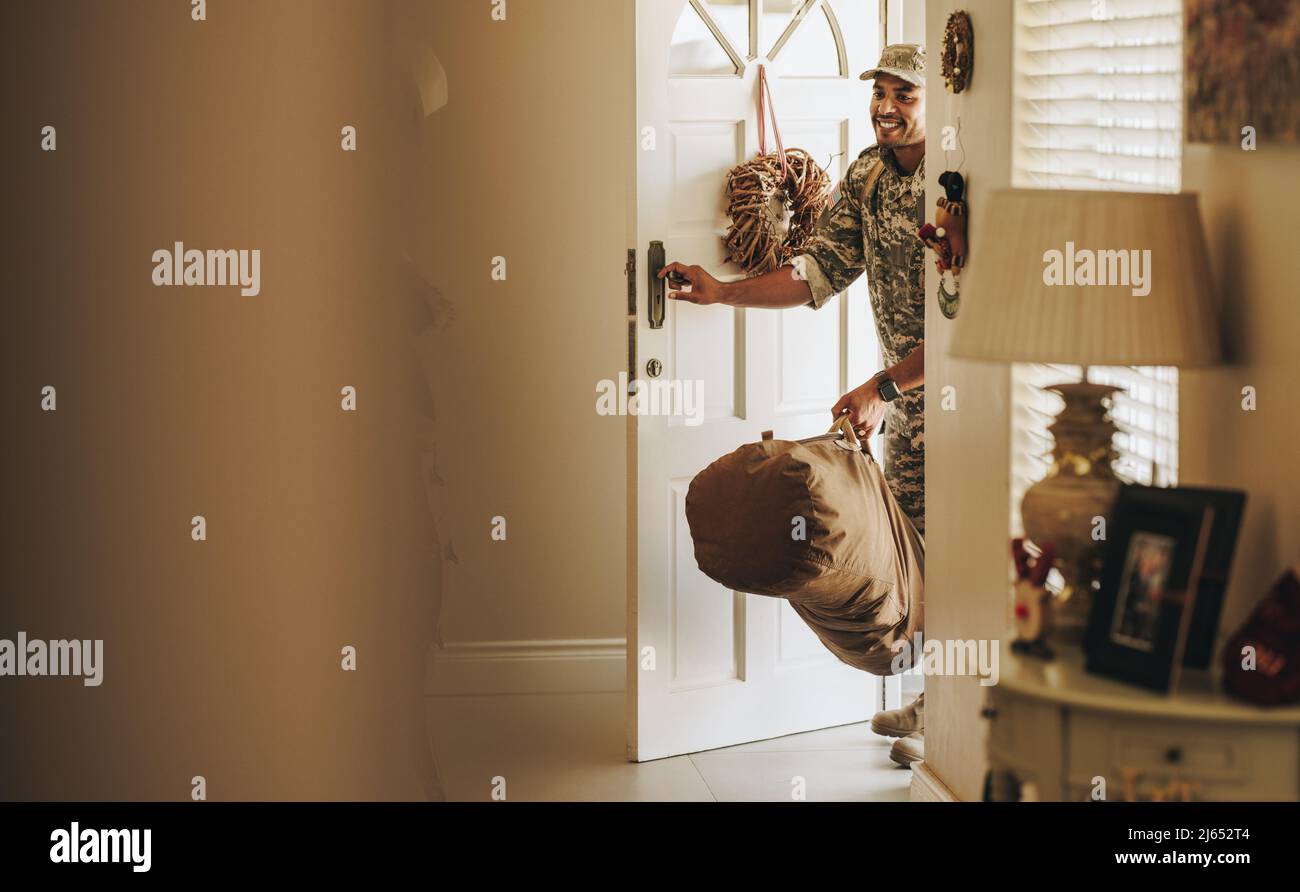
[685,416,924,676]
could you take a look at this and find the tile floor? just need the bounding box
[427,691,913,802]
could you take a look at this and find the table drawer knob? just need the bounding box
[1165,747,1183,764]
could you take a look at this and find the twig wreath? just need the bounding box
[942,11,974,93]
[723,66,831,275]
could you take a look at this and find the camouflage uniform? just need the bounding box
[793,144,926,535]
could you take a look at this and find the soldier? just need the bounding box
[659,44,928,768]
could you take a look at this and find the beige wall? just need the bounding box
[2,0,442,800]
[397,0,631,658]
[1181,143,1300,640]
[922,0,1014,801]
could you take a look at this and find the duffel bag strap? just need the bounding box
[829,414,872,457]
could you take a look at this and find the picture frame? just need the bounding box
[1084,486,1218,693]
[1120,485,1248,669]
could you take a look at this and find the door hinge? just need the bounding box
[627,319,637,397]
[625,249,637,317]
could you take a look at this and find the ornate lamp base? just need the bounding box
[1020,382,1122,646]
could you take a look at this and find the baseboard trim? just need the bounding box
[911,762,960,802]
[427,638,626,696]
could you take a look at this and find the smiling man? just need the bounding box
[660,44,929,767]
[661,44,927,537]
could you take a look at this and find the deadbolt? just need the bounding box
[646,358,663,378]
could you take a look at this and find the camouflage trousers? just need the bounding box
[881,401,924,537]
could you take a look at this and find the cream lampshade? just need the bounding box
[950,189,1221,366]
[949,188,1223,642]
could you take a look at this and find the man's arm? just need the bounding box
[885,340,924,392]
[831,341,925,439]
[659,157,870,310]
[658,262,812,309]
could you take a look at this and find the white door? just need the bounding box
[630,0,883,761]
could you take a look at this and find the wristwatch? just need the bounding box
[876,374,902,403]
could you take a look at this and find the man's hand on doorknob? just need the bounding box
[660,262,725,306]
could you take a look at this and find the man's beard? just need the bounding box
[874,119,921,147]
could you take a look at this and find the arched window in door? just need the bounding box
[670,0,849,78]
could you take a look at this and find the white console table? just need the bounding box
[983,646,1300,801]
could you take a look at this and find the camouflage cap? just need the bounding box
[859,43,926,86]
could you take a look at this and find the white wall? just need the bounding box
[920,0,1015,802]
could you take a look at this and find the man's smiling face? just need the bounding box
[870,74,925,148]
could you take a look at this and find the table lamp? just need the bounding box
[948,188,1222,641]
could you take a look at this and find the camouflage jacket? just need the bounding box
[793,145,926,534]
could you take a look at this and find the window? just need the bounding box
[1010,0,1183,533]
[669,0,849,78]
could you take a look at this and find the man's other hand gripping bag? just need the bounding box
[685,423,924,676]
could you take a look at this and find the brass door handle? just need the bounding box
[647,240,666,330]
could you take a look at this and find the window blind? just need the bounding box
[1009,0,1183,535]
[1014,0,1183,192]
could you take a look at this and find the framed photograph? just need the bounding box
[1119,485,1247,669]
[1085,487,1217,693]
[1109,530,1178,653]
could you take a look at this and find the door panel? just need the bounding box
[632,0,882,761]
[779,601,838,665]
[673,304,741,422]
[670,478,742,686]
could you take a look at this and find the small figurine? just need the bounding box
[936,170,967,269]
[916,222,953,269]
[918,170,968,319]
[1011,538,1056,660]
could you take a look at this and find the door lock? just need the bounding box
[646,358,663,378]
